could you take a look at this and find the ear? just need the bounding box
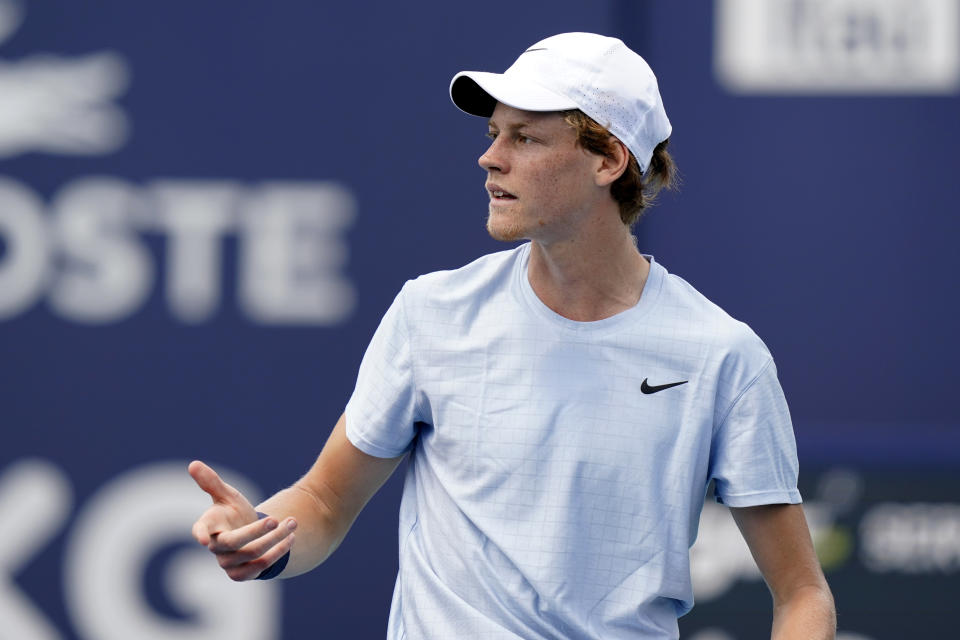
[595,137,630,188]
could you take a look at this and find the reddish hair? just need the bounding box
[563,110,677,226]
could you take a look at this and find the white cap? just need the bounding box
[450,32,672,173]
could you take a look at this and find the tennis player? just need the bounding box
[190,32,835,639]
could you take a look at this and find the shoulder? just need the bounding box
[652,259,772,371]
[399,245,524,310]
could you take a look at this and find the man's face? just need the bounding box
[480,103,604,244]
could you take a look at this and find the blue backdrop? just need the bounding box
[1,1,957,638]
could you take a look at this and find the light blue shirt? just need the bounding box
[346,243,800,639]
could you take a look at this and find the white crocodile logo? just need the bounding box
[0,0,130,158]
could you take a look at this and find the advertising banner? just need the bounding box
[2,1,957,638]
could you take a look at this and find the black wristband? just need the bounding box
[255,511,291,580]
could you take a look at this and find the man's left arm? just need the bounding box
[730,503,836,640]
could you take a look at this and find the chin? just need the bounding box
[486,214,526,242]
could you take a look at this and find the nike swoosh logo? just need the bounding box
[524,47,547,53]
[640,378,688,394]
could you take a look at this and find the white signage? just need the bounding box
[0,0,358,326]
[715,0,960,93]
[0,0,129,158]
[0,177,357,325]
[0,459,280,640]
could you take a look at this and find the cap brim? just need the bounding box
[450,71,578,117]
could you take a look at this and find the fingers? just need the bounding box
[213,516,296,561]
[188,460,239,505]
[189,460,257,543]
[188,460,294,581]
[209,515,294,553]
[192,518,211,546]
[215,518,298,582]
[224,532,296,582]
[191,504,235,545]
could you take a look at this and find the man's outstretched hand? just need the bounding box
[188,460,297,581]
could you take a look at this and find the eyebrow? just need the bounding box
[486,119,535,132]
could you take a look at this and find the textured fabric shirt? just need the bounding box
[345,243,800,639]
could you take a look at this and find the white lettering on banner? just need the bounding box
[65,462,279,640]
[0,178,49,317]
[148,182,240,323]
[0,0,19,42]
[860,503,960,572]
[0,176,357,325]
[0,4,359,327]
[0,459,72,640]
[240,183,356,324]
[715,0,960,93]
[50,178,154,323]
[0,458,279,640]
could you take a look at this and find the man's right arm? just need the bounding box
[189,413,405,581]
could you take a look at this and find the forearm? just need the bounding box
[771,583,836,640]
[255,480,354,577]
[253,414,405,578]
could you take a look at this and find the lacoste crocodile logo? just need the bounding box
[0,0,131,158]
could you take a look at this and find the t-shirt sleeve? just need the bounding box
[709,358,802,507]
[344,284,422,458]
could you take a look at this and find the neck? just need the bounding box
[526,214,649,322]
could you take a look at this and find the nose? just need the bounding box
[478,137,507,173]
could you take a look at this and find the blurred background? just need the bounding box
[1,1,957,638]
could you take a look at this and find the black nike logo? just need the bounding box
[640,378,688,394]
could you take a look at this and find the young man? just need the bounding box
[190,33,835,639]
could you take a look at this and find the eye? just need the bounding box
[485,131,498,140]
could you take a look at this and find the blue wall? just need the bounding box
[1,1,957,638]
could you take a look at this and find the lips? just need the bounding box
[486,183,516,200]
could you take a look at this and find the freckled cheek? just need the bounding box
[531,161,564,190]
[523,156,582,207]
[540,169,577,204]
